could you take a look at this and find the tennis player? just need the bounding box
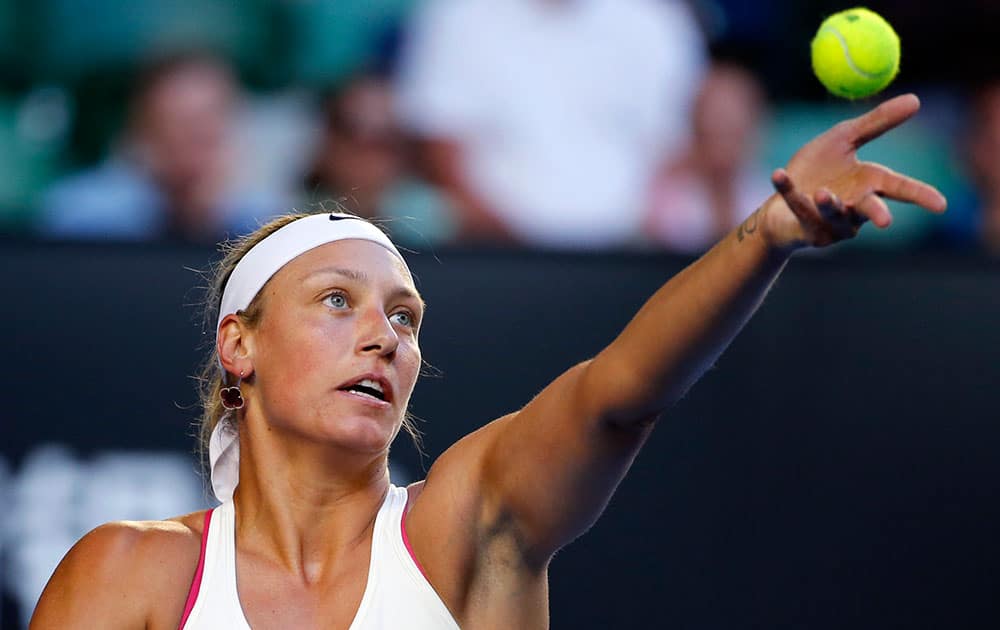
[31,95,946,629]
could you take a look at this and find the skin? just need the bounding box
[31,94,946,629]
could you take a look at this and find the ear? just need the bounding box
[218,313,255,379]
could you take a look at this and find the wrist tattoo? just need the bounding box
[737,206,762,242]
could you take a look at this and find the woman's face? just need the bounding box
[245,239,423,454]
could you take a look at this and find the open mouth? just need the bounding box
[340,378,388,402]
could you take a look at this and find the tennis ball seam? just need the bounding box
[820,25,895,80]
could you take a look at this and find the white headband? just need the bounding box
[210,213,406,502]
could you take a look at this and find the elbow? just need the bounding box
[578,356,674,430]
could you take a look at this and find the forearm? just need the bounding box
[482,199,789,554]
[587,197,791,423]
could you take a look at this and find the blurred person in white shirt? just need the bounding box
[396,0,706,248]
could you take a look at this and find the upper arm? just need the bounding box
[30,520,198,630]
[479,360,658,561]
[413,358,658,575]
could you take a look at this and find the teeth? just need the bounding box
[359,379,383,394]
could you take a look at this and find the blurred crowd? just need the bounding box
[0,0,997,254]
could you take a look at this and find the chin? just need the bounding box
[318,412,400,454]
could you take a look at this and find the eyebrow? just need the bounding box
[304,266,425,307]
[307,266,367,283]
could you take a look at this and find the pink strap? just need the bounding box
[401,490,430,580]
[178,509,214,630]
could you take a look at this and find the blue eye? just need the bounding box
[390,311,414,327]
[326,293,349,309]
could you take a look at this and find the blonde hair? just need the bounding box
[195,210,422,474]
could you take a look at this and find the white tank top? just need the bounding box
[178,484,461,629]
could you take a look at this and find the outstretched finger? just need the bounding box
[815,188,865,239]
[854,194,892,228]
[849,94,921,149]
[772,168,822,224]
[814,187,847,221]
[868,164,948,213]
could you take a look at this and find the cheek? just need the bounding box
[259,315,349,383]
[397,342,422,397]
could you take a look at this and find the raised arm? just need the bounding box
[427,95,947,567]
[584,95,946,423]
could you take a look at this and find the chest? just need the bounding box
[236,546,373,630]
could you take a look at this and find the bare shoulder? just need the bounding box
[30,511,208,630]
[403,424,493,621]
[407,416,506,534]
[404,417,548,627]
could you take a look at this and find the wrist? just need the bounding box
[758,194,807,256]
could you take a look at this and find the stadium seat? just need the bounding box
[0,0,17,71]
[28,0,269,79]
[281,0,415,85]
[0,91,66,232]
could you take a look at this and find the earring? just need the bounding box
[220,371,245,410]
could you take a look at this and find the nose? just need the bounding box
[357,307,399,358]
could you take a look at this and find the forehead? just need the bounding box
[275,239,415,289]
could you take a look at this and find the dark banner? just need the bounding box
[2,242,998,628]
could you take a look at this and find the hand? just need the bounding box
[757,94,948,251]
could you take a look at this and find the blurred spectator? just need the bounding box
[396,0,706,249]
[303,74,456,246]
[967,82,1000,254]
[927,82,1000,255]
[37,51,279,242]
[644,61,772,254]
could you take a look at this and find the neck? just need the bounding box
[232,422,392,581]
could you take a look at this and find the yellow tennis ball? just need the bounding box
[811,7,900,100]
